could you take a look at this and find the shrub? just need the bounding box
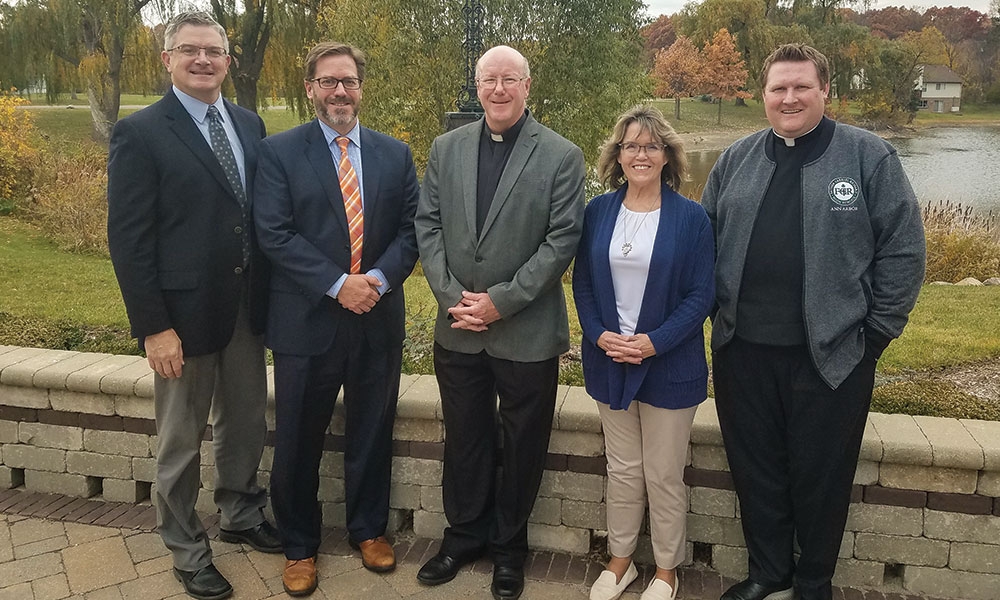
[922,200,1000,282]
[0,93,37,213]
[402,306,436,376]
[872,379,1000,421]
[25,141,109,255]
[0,311,136,356]
[824,98,854,125]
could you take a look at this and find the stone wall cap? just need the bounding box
[0,348,75,387]
[4,347,1000,477]
[691,398,724,445]
[960,419,1000,471]
[860,418,883,462]
[65,355,146,395]
[99,359,154,397]
[34,352,114,391]
[557,386,601,433]
[398,375,443,420]
[397,374,440,420]
[914,415,984,470]
[869,413,932,466]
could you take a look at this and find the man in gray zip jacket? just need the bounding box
[702,44,925,600]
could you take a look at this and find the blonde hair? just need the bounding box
[597,104,688,191]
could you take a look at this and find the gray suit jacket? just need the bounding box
[416,113,585,362]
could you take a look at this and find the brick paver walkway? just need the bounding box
[0,489,947,600]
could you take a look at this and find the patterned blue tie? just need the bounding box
[206,105,250,266]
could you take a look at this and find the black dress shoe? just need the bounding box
[721,578,794,600]
[491,565,524,600]
[173,564,232,600]
[219,520,282,553]
[417,552,465,585]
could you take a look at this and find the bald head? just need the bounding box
[475,45,532,133]
[476,45,530,80]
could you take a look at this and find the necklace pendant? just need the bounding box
[621,241,632,257]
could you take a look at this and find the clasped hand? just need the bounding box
[448,291,500,331]
[338,274,383,314]
[597,331,655,364]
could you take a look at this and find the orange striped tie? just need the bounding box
[336,136,363,274]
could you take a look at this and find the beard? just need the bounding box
[314,97,358,127]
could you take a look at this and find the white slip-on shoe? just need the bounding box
[589,561,638,600]
[639,577,678,600]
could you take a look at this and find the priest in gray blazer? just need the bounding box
[414,45,585,600]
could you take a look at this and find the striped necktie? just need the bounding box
[336,136,363,274]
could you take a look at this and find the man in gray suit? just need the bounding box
[414,45,585,600]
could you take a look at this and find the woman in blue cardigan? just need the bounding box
[573,105,715,600]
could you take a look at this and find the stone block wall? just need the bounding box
[2,345,1000,599]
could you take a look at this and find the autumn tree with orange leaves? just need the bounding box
[652,36,705,120]
[701,28,752,125]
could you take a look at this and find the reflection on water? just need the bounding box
[890,126,1000,214]
[678,126,1000,214]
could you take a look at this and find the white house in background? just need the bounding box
[917,64,963,113]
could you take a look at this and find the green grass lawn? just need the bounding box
[880,285,1000,372]
[648,97,770,134]
[25,104,306,146]
[0,219,126,327]
[1,215,995,373]
[910,102,1000,126]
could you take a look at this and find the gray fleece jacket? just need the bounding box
[702,122,926,389]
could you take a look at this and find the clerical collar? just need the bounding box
[772,119,822,147]
[483,110,528,144]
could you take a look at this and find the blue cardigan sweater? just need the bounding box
[572,184,715,410]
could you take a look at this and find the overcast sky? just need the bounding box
[643,0,997,18]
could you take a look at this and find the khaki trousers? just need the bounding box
[153,300,268,571]
[598,401,697,569]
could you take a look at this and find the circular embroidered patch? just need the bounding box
[829,177,860,206]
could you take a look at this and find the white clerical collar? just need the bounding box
[490,132,504,142]
[773,121,820,147]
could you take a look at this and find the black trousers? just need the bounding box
[713,337,876,600]
[434,343,559,568]
[270,318,401,560]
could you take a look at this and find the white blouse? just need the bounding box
[609,205,660,336]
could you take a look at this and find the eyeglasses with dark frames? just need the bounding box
[306,76,363,90]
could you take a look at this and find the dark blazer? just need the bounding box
[572,184,715,410]
[253,121,419,355]
[415,114,585,362]
[107,89,268,357]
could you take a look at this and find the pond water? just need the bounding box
[677,125,1000,217]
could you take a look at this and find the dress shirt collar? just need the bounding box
[318,118,362,151]
[172,85,227,125]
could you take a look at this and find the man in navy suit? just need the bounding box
[107,11,280,600]
[253,41,419,597]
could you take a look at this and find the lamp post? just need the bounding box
[445,0,485,131]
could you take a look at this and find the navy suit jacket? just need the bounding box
[107,90,268,357]
[572,185,715,410]
[253,120,419,355]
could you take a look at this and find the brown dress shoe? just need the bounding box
[357,536,396,572]
[282,557,317,597]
